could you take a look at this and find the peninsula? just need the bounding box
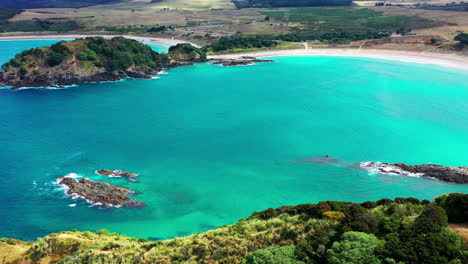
[0,37,207,88]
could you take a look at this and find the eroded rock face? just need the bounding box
[96,170,139,182]
[209,56,275,66]
[360,162,468,184]
[57,176,143,208]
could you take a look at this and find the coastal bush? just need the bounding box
[454,33,468,45]
[47,53,66,66]
[435,193,468,222]
[327,231,382,264]
[203,33,277,52]
[242,245,304,264]
[3,194,466,264]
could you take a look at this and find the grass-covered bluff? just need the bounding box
[0,37,206,89]
[0,193,466,264]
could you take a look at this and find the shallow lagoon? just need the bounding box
[0,40,467,240]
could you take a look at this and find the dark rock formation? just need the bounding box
[209,56,275,66]
[96,169,139,182]
[360,162,468,184]
[57,176,143,208]
[290,155,468,184]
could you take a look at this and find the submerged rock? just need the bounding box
[361,162,468,184]
[96,169,139,182]
[57,176,143,208]
[209,56,275,66]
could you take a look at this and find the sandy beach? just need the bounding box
[210,49,468,71]
[0,34,201,48]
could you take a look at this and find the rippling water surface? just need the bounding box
[0,40,467,240]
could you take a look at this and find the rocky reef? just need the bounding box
[291,155,468,184]
[96,169,139,182]
[57,176,143,208]
[360,162,468,184]
[0,37,206,89]
[209,56,275,66]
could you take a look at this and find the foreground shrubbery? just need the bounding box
[0,193,466,264]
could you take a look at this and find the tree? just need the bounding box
[265,16,270,21]
[47,52,65,66]
[454,33,468,45]
[242,245,304,264]
[327,232,382,264]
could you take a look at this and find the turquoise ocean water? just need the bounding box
[0,40,467,241]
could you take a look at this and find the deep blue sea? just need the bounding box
[0,39,467,241]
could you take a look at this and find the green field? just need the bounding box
[263,7,441,42]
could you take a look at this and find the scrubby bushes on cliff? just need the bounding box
[2,194,466,264]
[435,193,468,223]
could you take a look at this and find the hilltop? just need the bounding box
[0,193,466,264]
[0,37,206,88]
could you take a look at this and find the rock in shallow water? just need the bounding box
[57,176,143,208]
[360,162,468,184]
[96,169,139,182]
[209,56,275,66]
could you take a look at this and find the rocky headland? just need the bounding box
[209,56,275,66]
[57,176,143,208]
[0,37,206,89]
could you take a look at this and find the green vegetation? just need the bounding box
[454,33,468,45]
[327,232,382,264]
[203,33,278,52]
[273,7,440,42]
[0,193,466,264]
[168,43,207,62]
[233,0,353,8]
[2,37,173,74]
[0,19,82,33]
[0,0,128,8]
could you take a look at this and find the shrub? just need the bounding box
[454,33,468,45]
[242,245,304,264]
[327,231,382,264]
[102,242,120,250]
[47,52,65,66]
[19,66,28,74]
[435,193,468,223]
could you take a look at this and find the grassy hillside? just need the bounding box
[0,0,130,9]
[233,0,353,8]
[1,193,466,264]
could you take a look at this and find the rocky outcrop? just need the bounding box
[209,56,275,66]
[0,70,153,89]
[57,176,143,208]
[290,155,468,184]
[96,169,139,182]
[360,162,468,184]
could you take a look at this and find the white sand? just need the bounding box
[209,49,468,71]
[0,34,200,48]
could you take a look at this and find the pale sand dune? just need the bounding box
[209,49,468,71]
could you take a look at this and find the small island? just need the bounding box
[0,37,207,89]
[57,176,143,208]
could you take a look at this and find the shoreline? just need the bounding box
[0,34,200,48]
[0,35,466,70]
[209,49,468,71]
